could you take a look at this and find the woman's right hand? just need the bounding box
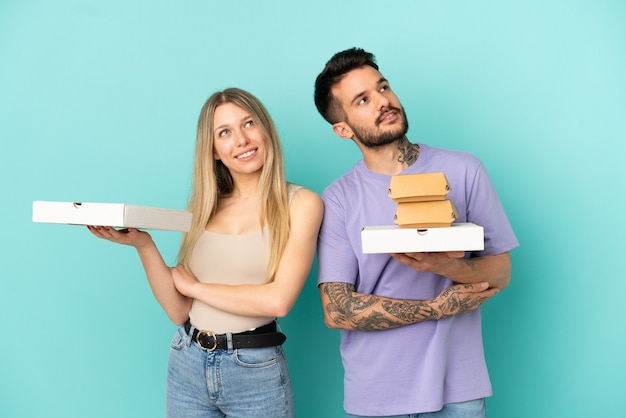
[86,225,152,249]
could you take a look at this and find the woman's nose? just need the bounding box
[234,129,250,146]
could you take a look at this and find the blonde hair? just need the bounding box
[177,88,290,282]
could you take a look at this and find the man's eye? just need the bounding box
[380,85,388,92]
[358,97,368,105]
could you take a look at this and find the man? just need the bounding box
[314,47,519,418]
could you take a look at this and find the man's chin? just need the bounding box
[358,134,402,149]
[350,120,409,149]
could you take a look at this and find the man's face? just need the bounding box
[331,66,408,148]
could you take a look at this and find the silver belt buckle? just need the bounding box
[196,330,218,351]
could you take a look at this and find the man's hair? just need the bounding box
[314,47,379,124]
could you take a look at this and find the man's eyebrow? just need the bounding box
[350,77,388,105]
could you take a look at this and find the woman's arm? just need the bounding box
[171,188,324,318]
[87,226,192,325]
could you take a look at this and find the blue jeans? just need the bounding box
[346,398,486,418]
[166,326,294,418]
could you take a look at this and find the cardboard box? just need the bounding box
[388,172,451,202]
[32,201,193,232]
[394,200,458,228]
[361,222,484,253]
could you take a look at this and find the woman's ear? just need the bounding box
[332,122,354,140]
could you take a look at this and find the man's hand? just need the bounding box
[391,251,512,290]
[390,251,465,273]
[431,282,498,319]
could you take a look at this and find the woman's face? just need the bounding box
[212,102,267,176]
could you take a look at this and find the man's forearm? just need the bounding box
[322,282,438,330]
[441,252,511,290]
[320,281,494,331]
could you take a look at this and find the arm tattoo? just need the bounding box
[438,294,488,319]
[382,300,440,322]
[396,137,420,166]
[323,282,378,313]
[323,282,437,330]
[323,282,490,330]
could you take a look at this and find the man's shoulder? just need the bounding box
[421,143,481,162]
[416,143,483,173]
[322,162,363,195]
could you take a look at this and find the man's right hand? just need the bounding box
[431,282,498,319]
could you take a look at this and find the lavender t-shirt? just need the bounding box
[317,144,519,415]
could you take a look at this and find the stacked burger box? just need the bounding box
[360,172,485,254]
[389,172,457,228]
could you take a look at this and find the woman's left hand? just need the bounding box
[171,265,199,298]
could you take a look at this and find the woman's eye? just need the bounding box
[219,129,230,137]
[244,120,254,128]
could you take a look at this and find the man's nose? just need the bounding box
[374,91,391,111]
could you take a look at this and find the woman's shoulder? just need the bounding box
[286,183,323,229]
[287,182,318,200]
[287,182,323,209]
[287,182,304,198]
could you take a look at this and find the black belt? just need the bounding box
[184,321,286,351]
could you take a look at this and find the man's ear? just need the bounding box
[332,122,354,140]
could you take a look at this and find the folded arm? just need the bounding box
[390,251,512,290]
[319,280,497,331]
[172,189,324,318]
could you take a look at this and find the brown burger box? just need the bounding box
[394,199,458,228]
[388,172,451,203]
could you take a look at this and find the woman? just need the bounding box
[88,88,323,417]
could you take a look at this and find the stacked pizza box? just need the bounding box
[388,172,457,228]
[360,172,484,253]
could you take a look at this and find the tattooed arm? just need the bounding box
[319,281,498,331]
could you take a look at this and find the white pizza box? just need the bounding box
[32,201,193,232]
[361,222,484,254]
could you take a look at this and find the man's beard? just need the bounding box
[349,106,409,149]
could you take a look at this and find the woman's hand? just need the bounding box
[86,225,152,249]
[171,265,200,298]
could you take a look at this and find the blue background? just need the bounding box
[1,1,625,416]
